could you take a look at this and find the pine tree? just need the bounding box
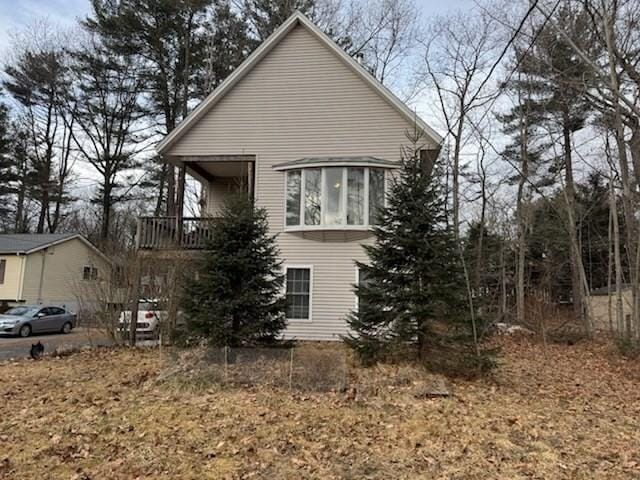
[345,143,481,369]
[0,93,14,229]
[67,36,145,240]
[3,47,71,233]
[181,195,286,346]
[243,0,316,40]
[85,0,212,217]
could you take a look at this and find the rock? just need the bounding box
[412,377,451,399]
[494,322,535,336]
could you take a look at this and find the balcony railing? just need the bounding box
[136,217,217,250]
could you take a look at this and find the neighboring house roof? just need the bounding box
[0,233,111,264]
[0,234,78,254]
[157,11,442,156]
[273,156,398,170]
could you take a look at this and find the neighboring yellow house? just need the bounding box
[0,234,111,312]
[588,285,634,332]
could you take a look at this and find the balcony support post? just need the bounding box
[176,161,187,246]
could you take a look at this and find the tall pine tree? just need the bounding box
[243,0,315,40]
[345,142,482,369]
[0,93,14,230]
[181,195,286,347]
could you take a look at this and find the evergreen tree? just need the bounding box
[181,195,286,346]
[200,0,254,96]
[345,143,478,368]
[85,0,212,217]
[243,0,316,40]
[67,36,146,240]
[3,47,72,233]
[0,93,14,229]
[85,0,251,216]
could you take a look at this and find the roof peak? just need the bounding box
[157,10,441,156]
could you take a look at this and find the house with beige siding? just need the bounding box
[137,12,442,340]
[0,234,111,312]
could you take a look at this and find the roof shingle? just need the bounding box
[0,233,78,254]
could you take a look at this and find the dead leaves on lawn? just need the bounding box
[0,339,638,479]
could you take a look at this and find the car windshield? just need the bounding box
[4,306,38,317]
[139,302,158,310]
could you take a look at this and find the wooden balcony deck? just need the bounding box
[136,217,217,250]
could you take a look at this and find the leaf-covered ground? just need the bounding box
[1,338,639,479]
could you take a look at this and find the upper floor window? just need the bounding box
[83,265,98,281]
[285,166,386,230]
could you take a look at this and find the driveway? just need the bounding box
[0,327,113,361]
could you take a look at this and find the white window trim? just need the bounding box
[284,167,384,232]
[354,265,360,311]
[284,264,313,323]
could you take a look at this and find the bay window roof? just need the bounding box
[273,156,398,171]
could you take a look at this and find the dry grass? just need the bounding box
[1,338,639,479]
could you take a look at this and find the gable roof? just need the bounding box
[0,233,111,263]
[157,11,442,156]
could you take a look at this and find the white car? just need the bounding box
[118,300,167,338]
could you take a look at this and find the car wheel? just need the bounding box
[61,322,72,334]
[19,324,31,338]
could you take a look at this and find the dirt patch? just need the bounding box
[0,338,639,479]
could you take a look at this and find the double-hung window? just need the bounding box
[283,165,387,230]
[83,266,98,281]
[285,267,312,321]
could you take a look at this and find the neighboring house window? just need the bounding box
[0,259,5,284]
[285,267,312,320]
[285,167,386,229]
[83,266,98,281]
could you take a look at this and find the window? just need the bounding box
[285,170,301,226]
[285,167,386,229]
[0,259,5,284]
[285,267,312,320]
[83,266,98,281]
[304,168,322,225]
[368,168,385,225]
[324,167,344,225]
[347,168,365,225]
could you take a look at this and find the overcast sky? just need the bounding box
[0,0,474,55]
[0,0,475,200]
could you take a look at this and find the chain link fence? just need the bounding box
[163,344,348,392]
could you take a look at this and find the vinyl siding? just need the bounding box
[589,291,634,331]
[0,255,25,301]
[168,24,436,340]
[206,177,244,215]
[20,238,111,311]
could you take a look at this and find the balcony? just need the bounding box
[136,217,217,250]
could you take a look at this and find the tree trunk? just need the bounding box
[562,118,583,323]
[101,178,112,240]
[609,178,625,335]
[603,10,638,338]
[452,117,464,242]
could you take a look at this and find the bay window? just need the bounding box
[285,166,386,229]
